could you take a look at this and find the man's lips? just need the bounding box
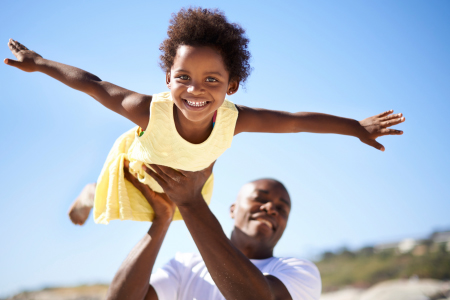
[252,215,277,231]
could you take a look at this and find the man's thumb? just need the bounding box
[4,58,19,67]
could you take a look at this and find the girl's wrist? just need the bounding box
[348,119,365,139]
[356,120,371,139]
[34,56,47,72]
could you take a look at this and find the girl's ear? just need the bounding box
[227,79,240,95]
[166,72,171,89]
[230,203,236,219]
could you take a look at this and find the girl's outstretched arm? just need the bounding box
[4,39,150,129]
[234,105,405,151]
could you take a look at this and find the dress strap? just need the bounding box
[212,110,217,128]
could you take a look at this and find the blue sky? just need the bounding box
[1,0,449,297]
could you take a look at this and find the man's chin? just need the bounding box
[247,229,275,241]
[233,225,275,244]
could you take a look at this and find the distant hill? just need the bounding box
[5,285,108,300]
[5,230,450,299]
[316,245,450,292]
[321,279,450,300]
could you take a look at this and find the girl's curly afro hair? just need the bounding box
[159,7,251,85]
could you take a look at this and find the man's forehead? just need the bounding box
[238,180,291,207]
[254,189,291,208]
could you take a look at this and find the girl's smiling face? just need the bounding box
[167,45,239,123]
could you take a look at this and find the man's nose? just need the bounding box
[187,81,204,95]
[260,202,277,215]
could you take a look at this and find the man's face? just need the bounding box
[231,179,291,249]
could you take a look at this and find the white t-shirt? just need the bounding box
[150,252,321,300]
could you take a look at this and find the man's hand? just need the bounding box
[124,160,176,222]
[4,39,43,72]
[358,110,405,151]
[143,162,214,207]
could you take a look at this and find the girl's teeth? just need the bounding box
[187,100,207,107]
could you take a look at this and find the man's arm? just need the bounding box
[144,164,292,300]
[234,105,405,151]
[5,39,150,128]
[179,198,292,300]
[106,161,176,300]
[106,222,168,300]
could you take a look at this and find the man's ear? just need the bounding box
[226,79,240,95]
[230,203,236,219]
[166,72,171,89]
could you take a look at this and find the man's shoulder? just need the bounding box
[267,257,322,300]
[273,257,320,277]
[254,256,318,271]
[255,256,321,285]
[172,252,204,267]
[271,256,319,270]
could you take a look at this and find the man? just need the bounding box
[105,162,321,300]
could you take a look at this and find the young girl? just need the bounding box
[5,8,405,225]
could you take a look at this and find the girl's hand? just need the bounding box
[143,163,215,208]
[123,160,176,223]
[359,110,405,151]
[4,39,43,72]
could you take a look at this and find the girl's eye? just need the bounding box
[206,77,218,82]
[178,75,190,80]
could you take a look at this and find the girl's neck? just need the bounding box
[173,106,214,144]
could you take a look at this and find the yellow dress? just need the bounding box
[93,92,238,224]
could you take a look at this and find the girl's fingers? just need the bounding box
[8,41,17,53]
[381,113,402,121]
[8,39,29,54]
[362,138,385,151]
[16,41,28,50]
[376,110,394,118]
[380,128,403,135]
[4,58,20,68]
[380,117,405,127]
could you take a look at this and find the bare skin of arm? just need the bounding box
[106,161,176,300]
[234,105,405,151]
[4,39,150,129]
[144,163,292,300]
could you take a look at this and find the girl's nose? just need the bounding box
[187,82,204,95]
